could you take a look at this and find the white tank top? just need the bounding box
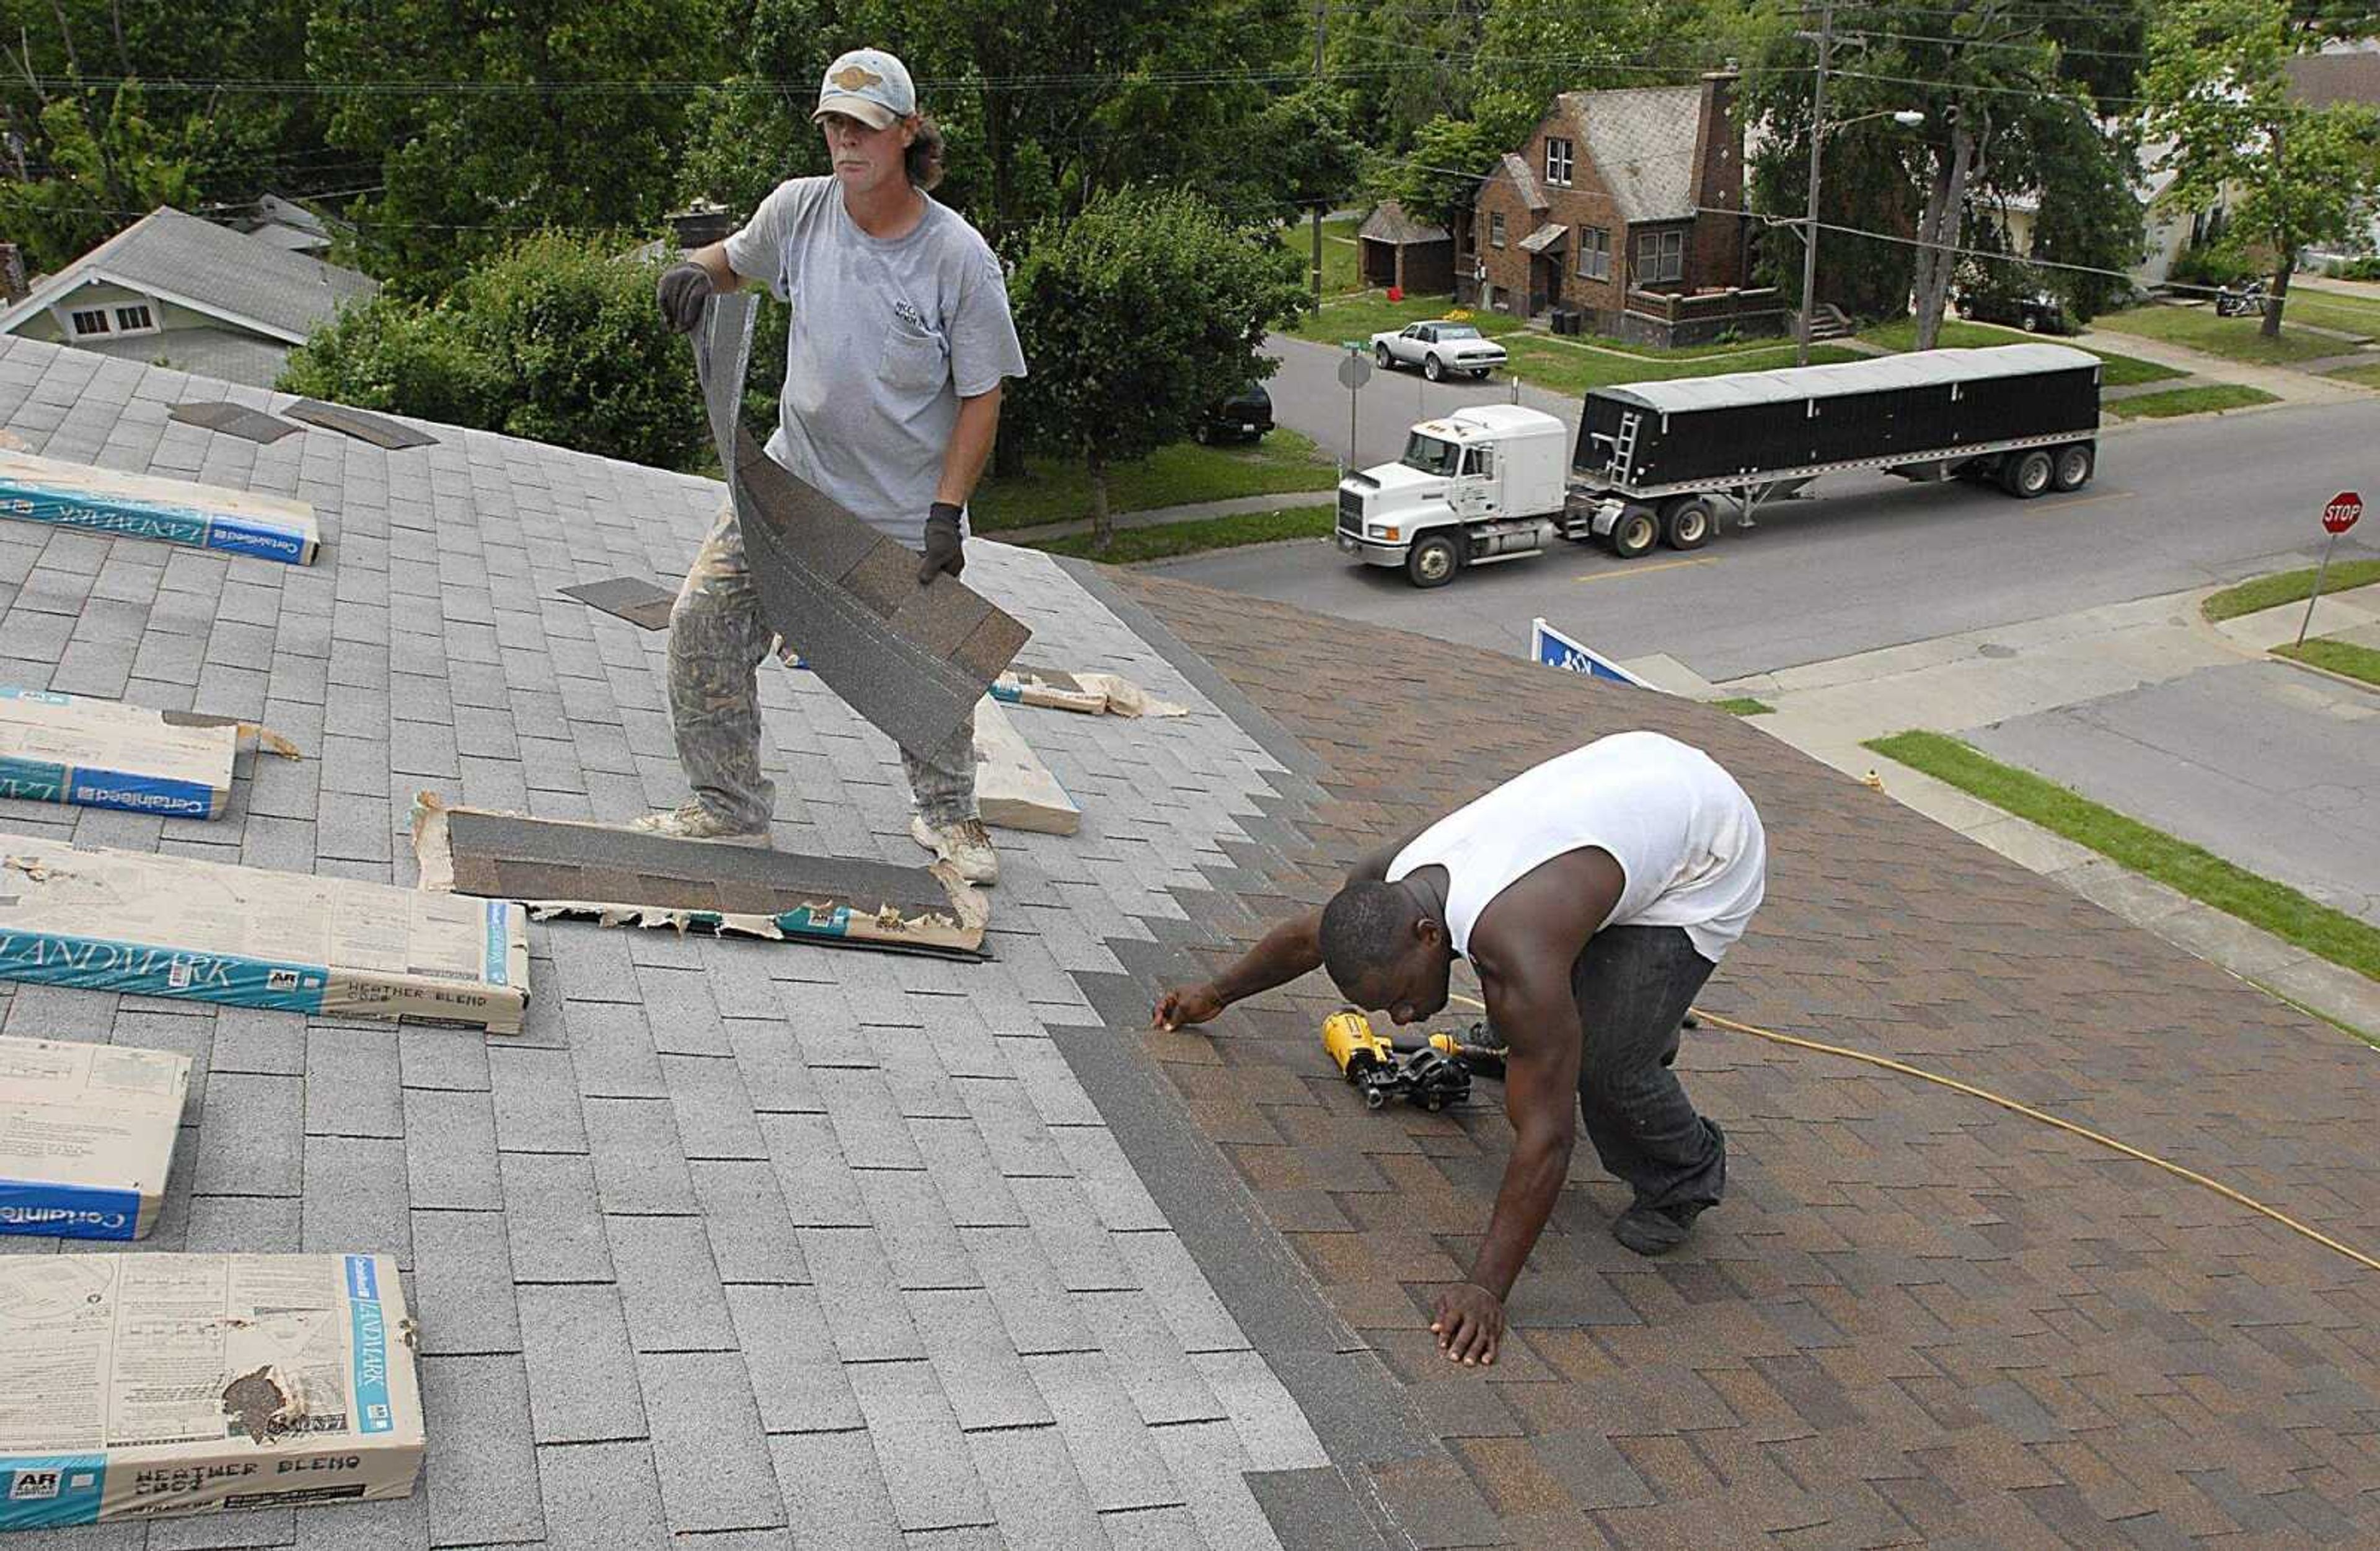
[1386,731,1766,963]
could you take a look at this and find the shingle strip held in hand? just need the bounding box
[284,398,439,450]
[693,294,1030,758]
[167,402,302,443]
[410,793,989,958]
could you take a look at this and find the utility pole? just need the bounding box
[1311,0,1326,304]
[1796,0,1832,367]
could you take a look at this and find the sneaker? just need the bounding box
[911,815,998,886]
[630,801,768,847]
[1611,1202,1706,1257]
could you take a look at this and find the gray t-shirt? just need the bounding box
[723,176,1027,545]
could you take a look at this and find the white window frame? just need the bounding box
[1545,137,1574,188]
[66,307,112,337]
[112,303,157,335]
[1576,226,1611,281]
[1490,212,1507,249]
[1634,229,1685,284]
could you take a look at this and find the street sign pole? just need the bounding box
[1336,343,1372,478]
[2299,490,2365,647]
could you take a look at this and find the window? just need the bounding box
[1576,226,1611,281]
[114,304,154,332]
[1545,137,1574,187]
[1462,447,1494,478]
[69,309,110,336]
[1489,212,1506,248]
[1634,229,1685,284]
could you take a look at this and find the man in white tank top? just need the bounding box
[1152,731,1765,1368]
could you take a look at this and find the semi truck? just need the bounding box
[1334,342,2102,587]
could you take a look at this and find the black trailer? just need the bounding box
[1569,343,2102,556]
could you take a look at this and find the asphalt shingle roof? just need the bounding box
[2,206,377,345]
[1556,84,1709,224]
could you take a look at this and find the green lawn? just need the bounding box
[2325,361,2380,390]
[1856,317,2183,386]
[2104,384,2280,420]
[2275,635,2380,687]
[2090,304,2342,366]
[970,428,1338,532]
[1709,696,1775,716]
[1866,729,2380,986]
[2276,286,2380,340]
[1318,215,1363,296]
[1026,505,1334,563]
[2202,561,2380,621]
[1290,293,1521,345]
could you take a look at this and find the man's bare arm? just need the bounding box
[685,241,744,295]
[937,386,1003,509]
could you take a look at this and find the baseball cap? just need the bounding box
[813,48,917,131]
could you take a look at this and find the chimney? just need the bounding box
[1696,70,1743,213]
[0,243,25,305]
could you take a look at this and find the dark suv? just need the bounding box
[1953,289,2073,335]
[1195,382,1273,444]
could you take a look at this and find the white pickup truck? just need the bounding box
[1369,320,1507,382]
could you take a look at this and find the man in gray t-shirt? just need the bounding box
[641,46,1028,885]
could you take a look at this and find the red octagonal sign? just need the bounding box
[2325,491,2362,535]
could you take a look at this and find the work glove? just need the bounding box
[919,501,965,583]
[656,262,713,335]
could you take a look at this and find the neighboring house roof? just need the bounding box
[0,206,377,344]
[1358,200,1450,247]
[2285,50,2380,108]
[71,326,296,389]
[1557,84,1710,224]
[1517,222,1568,255]
[1492,152,1551,212]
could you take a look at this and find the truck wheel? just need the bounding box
[2001,449,2055,499]
[1375,344,1393,369]
[1608,507,1659,558]
[1405,533,1463,587]
[1424,354,1445,382]
[2051,443,2094,491]
[1660,496,1714,550]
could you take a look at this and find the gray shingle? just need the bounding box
[910,1117,1026,1230]
[519,1285,648,1444]
[185,1193,299,1254]
[725,1283,864,1435]
[500,1152,614,1283]
[959,1077,1071,1179]
[639,1351,788,1534]
[193,1071,302,1195]
[396,1023,490,1094]
[818,1067,926,1171]
[724,1016,824,1115]
[288,1487,429,1551]
[857,1167,977,1292]
[563,998,669,1097]
[608,1213,736,1352]
[690,1158,808,1284]
[1080,1290,1228,1427]
[402,1087,502,1211]
[208,1004,307,1076]
[664,1053,769,1161]
[1024,1352,1186,1513]
[1010,1175,1135,1294]
[487,1044,589,1154]
[795,1226,925,1363]
[966,1425,1108,1551]
[959,1224,1096,1359]
[148,1506,296,1549]
[1049,1125,1168,1234]
[1114,1231,1247,1355]
[1151,1421,1287,1551]
[302,1025,403,1138]
[760,1112,871,1228]
[845,1360,996,1533]
[410,1208,522,1356]
[1188,1351,1329,1473]
[769,1431,906,1551]
[584,1097,697,1214]
[420,1355,546,1547]
[535,1441,669,1550]
[301,1134,413,1268]
[1096,1505,1207,1550]
[907,1287,1054,1433]
[638,965,729,1055]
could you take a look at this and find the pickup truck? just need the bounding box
[1369,321,1507,382]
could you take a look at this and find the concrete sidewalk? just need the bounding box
[2079,320,2374,405]
[1642,581,2380,1038]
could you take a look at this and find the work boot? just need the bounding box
[1611,1202,1706,1257]
[912,815,999,887]
[630,801,768,847]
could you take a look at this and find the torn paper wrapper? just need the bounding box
[0,1254,423,1529]
[0,688,299,820]
[0,833,530,1032]
[0,1037,188,1242]
[411,793,991,959]
[0,450,319,566]
[991,667,1187,718]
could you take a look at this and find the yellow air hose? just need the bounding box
[1444,991,2380,1274]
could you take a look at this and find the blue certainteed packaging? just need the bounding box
[0,450,319,566]
[0,688,237,820]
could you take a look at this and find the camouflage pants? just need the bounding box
[667,501,977,832]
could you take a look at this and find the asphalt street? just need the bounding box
[1210,336,2380,682]
[1970,661,2380,928]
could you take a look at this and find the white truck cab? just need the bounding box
[1333,404,1576,587]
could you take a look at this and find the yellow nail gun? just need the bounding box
[1323,1010,1506,1112]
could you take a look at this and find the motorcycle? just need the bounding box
[2213,279,2269,319]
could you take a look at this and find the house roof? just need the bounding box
[1557,84,1711,224]
[69,326,296,389]
[1493,152,1551,212]
[1517,221,1568,255]
[2285,50,2380,108]
[0,206,377,344]
[1357,200,1450,247]
[7,323,2380,1547]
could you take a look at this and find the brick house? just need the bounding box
[1466,71,1784,346]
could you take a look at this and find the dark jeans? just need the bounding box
[1571,925,1726,1213]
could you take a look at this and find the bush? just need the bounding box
[280,231,709,472]
[2324,255,2380,281]
[2168,240,2259,291]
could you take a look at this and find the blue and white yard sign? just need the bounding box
[1528,617,1654,690]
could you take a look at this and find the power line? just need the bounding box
[1835,27,2150,58]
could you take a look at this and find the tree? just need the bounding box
[1004,188,1308,551]
[280,231,708,470]
[306,0,731,295]
[2144,0,2380,337]
[0,88,195,272]
[1370,113,1505,234]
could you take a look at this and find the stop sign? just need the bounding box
[2325,491,2362,535]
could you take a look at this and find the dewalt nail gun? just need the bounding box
[1323,1009,1494,1112]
